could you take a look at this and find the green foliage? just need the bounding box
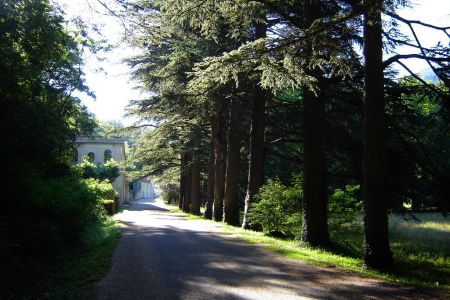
[1,172,117,297]
[121,0,240,195]
[250,177,362,239]
[0,0,102,252]
[329,184,362,228]
[94,119,125,136]
[189,39,317,93]
[161,183,179,204]
[0,2,114,296]
[77,159,119,214]
[163,0,356,94]
[248,177,302,238]
[84,178,116,204]
[385,77,450,211]
[0,0,95,175]
[8,174,111,254]
[79,156,121,183]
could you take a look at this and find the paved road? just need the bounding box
[93,199,446,299]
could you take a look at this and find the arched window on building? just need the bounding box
[87,152,95,162]
[104,149,112,162]
[74,149,78,164]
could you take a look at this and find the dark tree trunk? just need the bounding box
[362,0,393,270]
[242,85,266,229]
[411,198,421,212]
[179,153,185,210]
[242,23,267,229]
[213,98,228,221]
[301,0,330,248]
[190,128,201,215]
[204,116,217,219]
[183,151,193,213]
[223,99,242,226]
[439,183,449,216]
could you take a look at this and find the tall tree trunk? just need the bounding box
[213,98,228,221]
[183,151,193,213]
[190,127,201,215]
[204,116,217,219]
[223,99,242,225]
[362,0,393,270]
[179,153,185,209]
[301,0,330,248]
[242,23,267,229]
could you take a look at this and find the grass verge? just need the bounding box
[168,205,449,291]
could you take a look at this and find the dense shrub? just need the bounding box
[85,178,117,215]
[161,184,179,204]
[2,173,114,257]
[329,184,362,229]
[78,157,120,182]
[77,158,119,214]
[1,172,118,299]
[248,176,302,238]
[249,175,362,239]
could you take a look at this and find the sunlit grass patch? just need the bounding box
[220,223,379,276]
[389,214,450,254]
[169,206,205,220]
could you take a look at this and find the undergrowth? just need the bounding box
[1,218,121,300]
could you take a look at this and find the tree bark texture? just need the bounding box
[182,151,193,213]
[178,153,185,210]
[204,116,217,219]
[301,0,330,248]
[190,128,201,215]
[242,23,267,229]
[213,98,228,221]
[223,99,242,226]
[362,0,393,270]
[242,85,266,229]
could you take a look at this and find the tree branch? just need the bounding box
[384,53,449,68]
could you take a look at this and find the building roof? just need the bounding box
[75,136,126,145]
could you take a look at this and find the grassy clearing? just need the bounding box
[2,217,122,300]
[168,206,449,290]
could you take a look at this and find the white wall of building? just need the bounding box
[132,178,155,200]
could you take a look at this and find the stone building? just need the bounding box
[74,136,129,205]
[130,177,155,200]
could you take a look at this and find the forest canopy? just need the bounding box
[107,0,450,270]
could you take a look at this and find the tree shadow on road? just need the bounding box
[95,203,447,300]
